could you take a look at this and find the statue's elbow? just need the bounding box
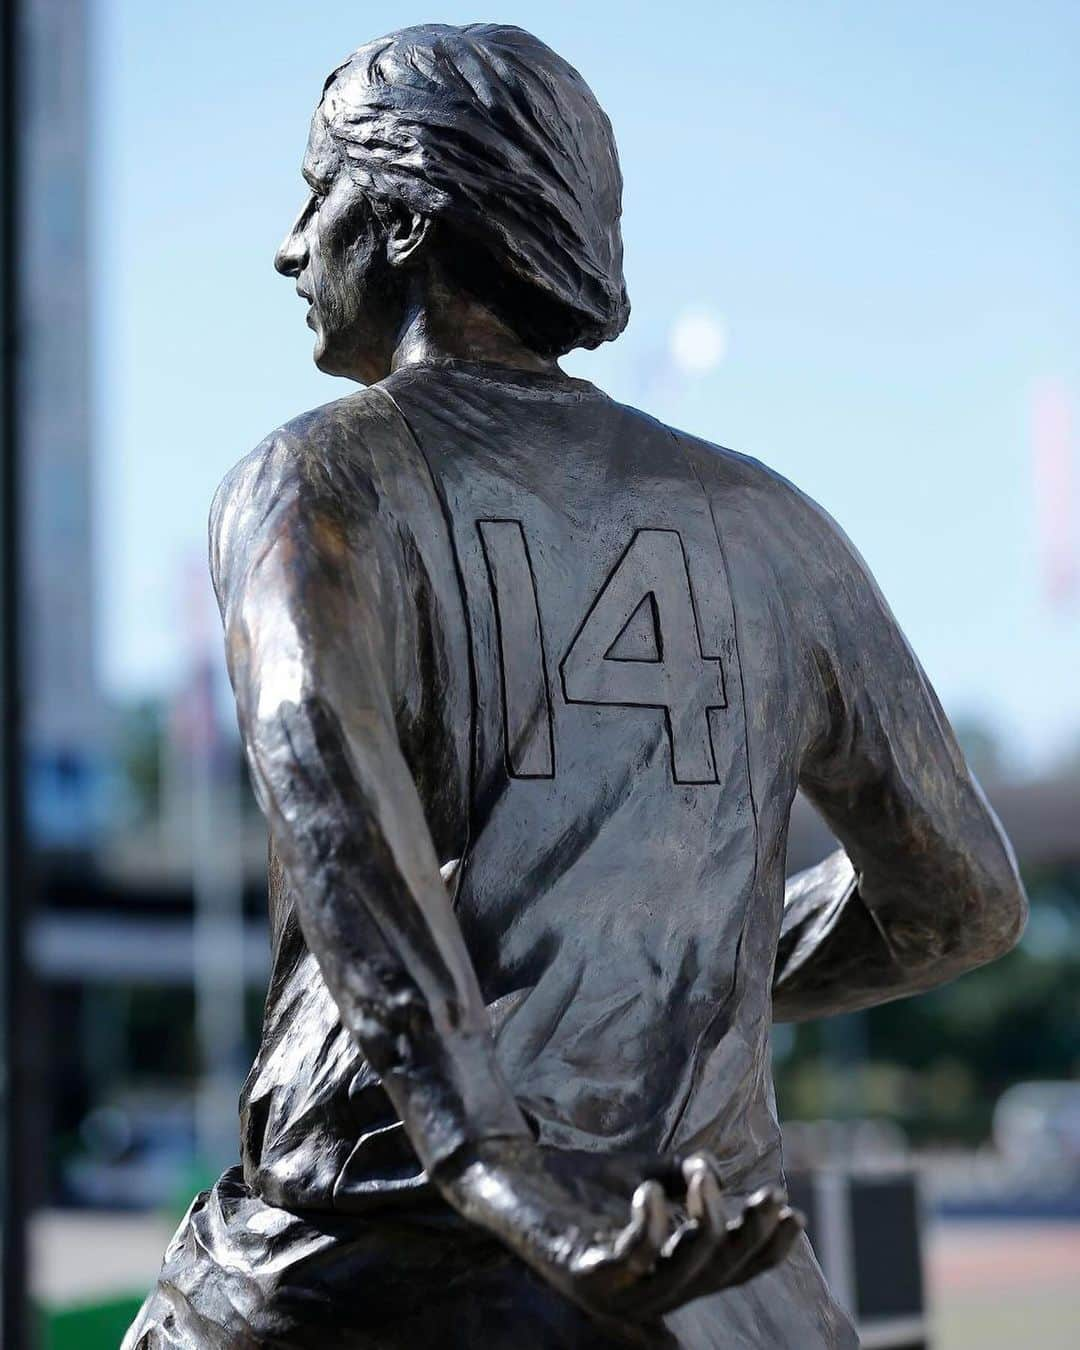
[990,873,1028,958]
[962,866,1028,969]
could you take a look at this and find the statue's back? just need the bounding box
[233,360,856,1347]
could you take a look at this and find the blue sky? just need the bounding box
[92,0,1079,774]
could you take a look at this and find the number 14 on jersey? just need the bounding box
[479,523,727,785]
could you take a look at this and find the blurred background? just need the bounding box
[1,1,1077,1346]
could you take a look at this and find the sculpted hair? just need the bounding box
[318,23,630,357]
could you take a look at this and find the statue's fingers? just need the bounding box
[683,1155,724,1231]
[611,1158,730,1320]
[607,1184,793,1319]
[610,1219,718,1320]
[610,1179,669,1277]
[630,1200,804,1315]
[710,1187,788,1285]
[726,1206,803,1285]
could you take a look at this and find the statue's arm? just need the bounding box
[210,434,530,1175]
[772,517,1027,1023]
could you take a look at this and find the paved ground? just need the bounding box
[30,1211,1080,1346]
[926,1221,1080,1350]
[31,1210,173,1305]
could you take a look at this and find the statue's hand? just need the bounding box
[437,1137,802,1325]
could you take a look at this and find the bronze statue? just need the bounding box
[124,23,1026,1349]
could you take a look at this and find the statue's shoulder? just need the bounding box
[672,424,855,565]
[214,387,410,515]
[208,388,413,590]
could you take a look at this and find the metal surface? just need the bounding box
[125,23,1027,1349]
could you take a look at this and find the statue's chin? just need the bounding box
[313,346,349,379]
[312,331,378,383]
[311,332,336,374]
[309,313,336,372]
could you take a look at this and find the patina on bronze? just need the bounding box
[124,23,1027,1350]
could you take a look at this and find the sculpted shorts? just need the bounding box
[122,1168,857,1350]
[121,1167,661,1350]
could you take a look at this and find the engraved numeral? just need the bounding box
[560,529,726,783]
[478,520,555,778]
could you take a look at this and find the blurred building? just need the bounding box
[19,0,103,851]
[13,0,265,1205]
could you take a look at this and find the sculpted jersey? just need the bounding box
[234,362,792,1202]
[393,366,760,1161]
[215,361,896,1343]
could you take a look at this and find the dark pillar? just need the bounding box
[1,0,31,1341]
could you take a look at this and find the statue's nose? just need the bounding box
[275,212,309,278]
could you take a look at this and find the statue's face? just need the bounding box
[274,108,399,382]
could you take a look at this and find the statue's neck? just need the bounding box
[390,273,559,377]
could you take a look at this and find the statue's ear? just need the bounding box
[385,207,435,269]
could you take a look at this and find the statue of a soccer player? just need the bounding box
[125,23,1026,1350]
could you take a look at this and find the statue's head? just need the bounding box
[274,24,629,382]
